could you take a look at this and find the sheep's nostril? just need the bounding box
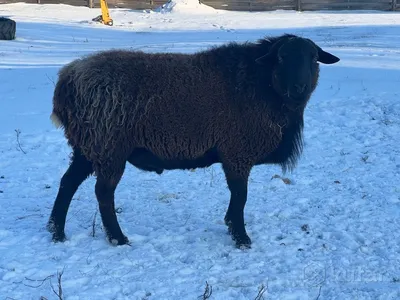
[294,84,306,94]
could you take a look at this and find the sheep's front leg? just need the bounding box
[95,162,129,246]
[222,161,252,249]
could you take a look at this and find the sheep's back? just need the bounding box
[55,50,232,162]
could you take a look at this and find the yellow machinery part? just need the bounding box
[100,0,113,26]
[92,0,113,26]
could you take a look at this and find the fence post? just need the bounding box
[392,0,397,10]
[296,0,302,11]
[87,0,94,8]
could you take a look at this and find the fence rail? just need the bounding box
[1,0,400,11]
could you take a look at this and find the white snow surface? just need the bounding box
[154,0,218,14]
[1,2,400,299]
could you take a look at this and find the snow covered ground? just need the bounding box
[1,1,400,299]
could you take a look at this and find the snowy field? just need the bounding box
[1,1,400,299]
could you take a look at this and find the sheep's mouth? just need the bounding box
[283,90,309,111]
[272,77,309,109]
[284,90,307,102]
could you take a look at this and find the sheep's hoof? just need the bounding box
[235,238,252,249]
[232,232,252,249]
[51,232,67,243]
[109,235,130,246]
[227,225,252,249]
[46,219,67,243]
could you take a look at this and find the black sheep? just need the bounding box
[47,34,340,248]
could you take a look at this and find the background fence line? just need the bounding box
[1,0,399,12]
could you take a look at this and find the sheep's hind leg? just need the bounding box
[94,161,129,246]
[222,160,252,249]
[47,149,93,242]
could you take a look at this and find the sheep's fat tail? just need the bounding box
[50,112,63,128]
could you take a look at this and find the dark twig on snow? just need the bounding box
[45,73,56,87]
[254,283,268,300]
[91,210,98,237]
[23,275,54,288]
[315,286,322,300]
[50,267,65,300]
[199,281,212,300]
[15,129,26,154]
[16,213,44,220]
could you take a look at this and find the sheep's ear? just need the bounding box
[255,37,291,65]
[317,47,340,64]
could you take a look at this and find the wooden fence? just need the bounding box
[208,0,398,11]
[1,0,400,11]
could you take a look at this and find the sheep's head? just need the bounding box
[256,35,340,110]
